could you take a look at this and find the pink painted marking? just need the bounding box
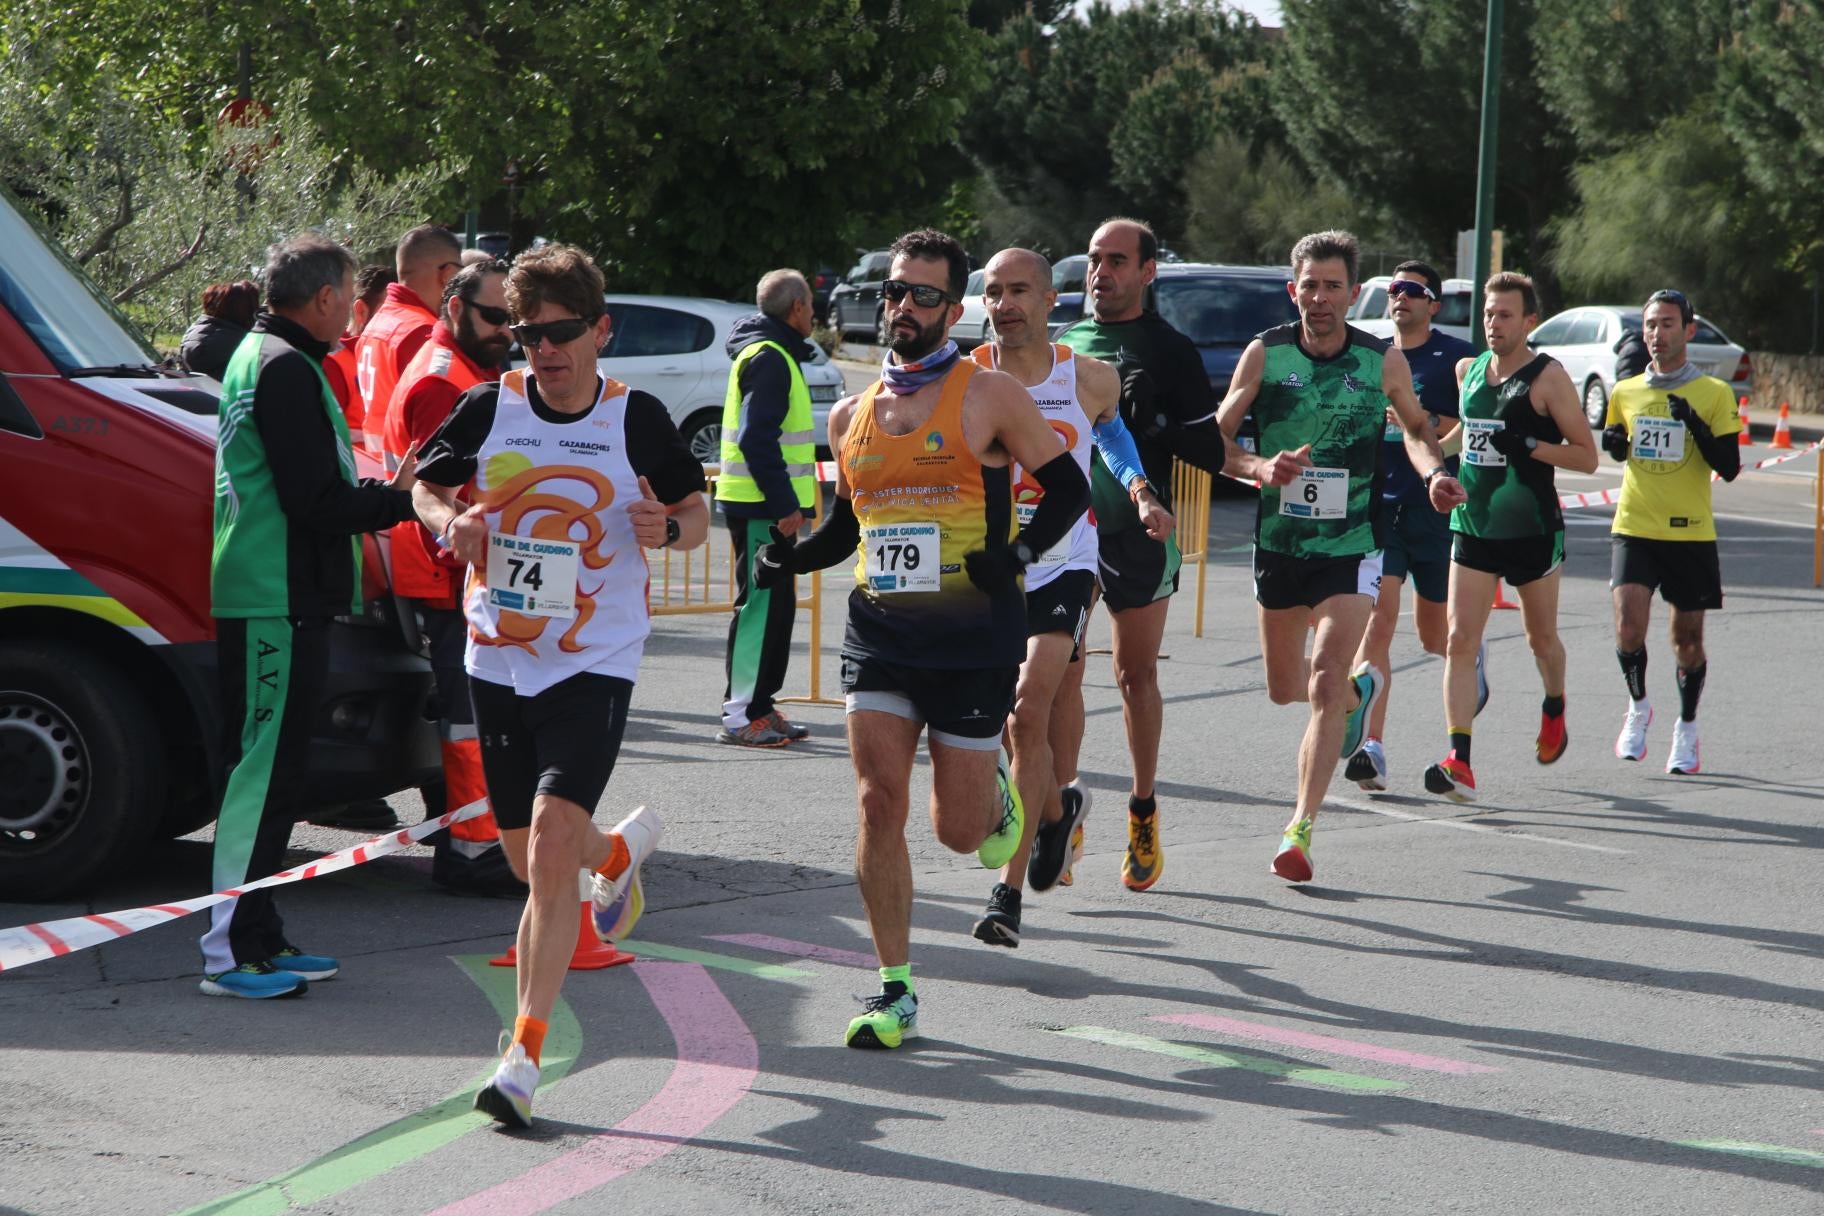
[430,960,757,1215]
[83,914,132,936]
[1812,1129,1824,1137]
[707,933,876,969]
[24,923,69,956]
[1151,1013,1501,1075]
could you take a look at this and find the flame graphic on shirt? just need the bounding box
[1014,419,1079,508]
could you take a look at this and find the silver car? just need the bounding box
[951,269,989,352]
[1526,305,1754,428]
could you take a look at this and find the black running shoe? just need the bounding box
[1028,789,1088,893]
[971,882,1021,948]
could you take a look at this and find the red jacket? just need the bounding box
[355,283,435,461]
[387,321,489,604]
[323,336,363,445]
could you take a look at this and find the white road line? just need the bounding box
[1325,794,1630,855]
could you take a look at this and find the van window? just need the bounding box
[0,196,160,373]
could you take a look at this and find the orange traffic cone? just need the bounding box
[1738,397,1753,447]
[490,869,636,971]
[1492,579,1518,610]
[1772,402,1793,450]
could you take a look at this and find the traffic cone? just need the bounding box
[1738,397,1753,447]
[1492,579,1518,610]
[1772,402,1793,450]
[490,868,636,971]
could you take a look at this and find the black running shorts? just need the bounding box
[1451,530,1565,587]
[1253,547,1385,611]
[1096,528,1181,613]
[1026,568,1095,661]
[1610,534,1722,611]
[840,652,1017,750]
[469,671,633,830]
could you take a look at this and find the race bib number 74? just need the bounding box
[486,532,579,618]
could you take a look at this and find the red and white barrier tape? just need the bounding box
[1558,437,1822,510]
[0,800,488,974]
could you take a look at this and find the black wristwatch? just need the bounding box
[662,516,681,548]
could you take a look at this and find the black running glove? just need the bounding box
[963,541,1034,596]
[1668,393,1740,480]
[1121,367,1171,440]
[1487,426,1536,460]
[753,526,796,590]
[1601,423,1631,462]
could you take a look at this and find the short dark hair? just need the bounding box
[1485,271,1538,318]
[1392,260,1442,301]
[202,280,260,327]
[1290,230,1360,284]
[396,223,463,275]
[1645,288,1694,325]
[1097,217,1158,265]
[505,244,605,325]
[441,258,508,319]
[263,232,357,310]
[887,228,969,301]
[354,263,396,310]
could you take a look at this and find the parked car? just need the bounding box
[951,270,989,351]
[1046,292,1085,339]
[1527,304,1755,428]
[0,189,440,899]
[807,266,840,326]
[1053,254,1088,294]
[828,249,892,344]
[1348,274,1475,343]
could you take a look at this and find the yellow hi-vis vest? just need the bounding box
[715,339,817,510]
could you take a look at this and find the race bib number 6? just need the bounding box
[1633,417,1687,463]
[1279,466,1348,520]
[1462,417,1507,467]
[486,532,579,619]
[864,521,941,592]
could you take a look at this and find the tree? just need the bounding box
[1180,134,1404,269]
[1719,0,1824,261]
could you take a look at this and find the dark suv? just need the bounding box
[828,250,892,344]
[1146,263,1298,455]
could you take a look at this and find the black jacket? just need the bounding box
[722,313,819,521]
[180,314,252,380]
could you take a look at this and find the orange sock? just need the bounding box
[513,1016,548,1066]
[595,834,630,880]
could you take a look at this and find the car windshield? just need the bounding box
[1155,276,1296,345]
[0,191,161,372]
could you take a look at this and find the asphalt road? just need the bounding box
[4,452,1822,1215]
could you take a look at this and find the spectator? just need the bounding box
[179,280,260,380]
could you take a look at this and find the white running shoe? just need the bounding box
[1615,701,1652,761]
[591,805,663,942]
[1345,738,1389,792]
[1666,718,1701,774]
[474,1036,539,1129]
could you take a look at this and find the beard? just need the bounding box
[456,311,512,370]
[887,311,947,361]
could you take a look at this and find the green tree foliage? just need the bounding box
[1719,0,1824,259]
[1180,134,1399,269]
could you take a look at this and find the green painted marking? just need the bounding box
[172,956,583,1216]
[1677,1140,1824,1168]
[1057,1026,1407,1093]
[620,939,812,980]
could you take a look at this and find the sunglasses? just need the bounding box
[467,301,510,326]
[1387,279,1437,301]
[509,317,598,348]
[882,279,954,308]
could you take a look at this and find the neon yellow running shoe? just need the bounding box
[845,986,919,1049]
[1271,817,1315,883]
[977,751,1025,869]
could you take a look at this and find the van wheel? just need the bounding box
[1584,378,1609,429]
[679,409,723,467]
[0,641,164,900]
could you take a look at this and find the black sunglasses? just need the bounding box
[1387,279,1437,301]
[509,317,597,348]
[467,301,510,326]
[882,279,954,308]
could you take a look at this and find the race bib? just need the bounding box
[1633,417,1687,463]
[1462,418,1507,467]
[486,532,579,619]
[1279,466,1348,520]
[1015,502,1067,568]
[864,521,940,592]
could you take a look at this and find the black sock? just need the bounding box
[1676,662,1707,722]
[1449,730,1471,764]
[1542,694,1565,718]
[1129,793,1156,820]
[1617,647,1648,702]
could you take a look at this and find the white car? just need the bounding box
[509,295,846,464]
[1526,305,1754,428]
[1347,274,1475,342]
[951,269,989,351]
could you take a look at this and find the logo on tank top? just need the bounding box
[1279,371,1306,389]
[1341,372,1367,394]
[923,431,944,453]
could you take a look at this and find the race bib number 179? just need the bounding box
[864,521,941,592]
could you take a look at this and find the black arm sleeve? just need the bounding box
[413,384,499,487]
[788,494,860,572]
[255,351,415,533]
[1689,418,1741,481]
[625,390,709,504]
[1016,452,1090,558]
[1159,332,1227,473]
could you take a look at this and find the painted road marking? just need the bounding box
[707,933,876,968]
[1151,1013,1500,1076]
[1677,1141,1824,1169]
[174,956,582,1216]
[619,939,813,980]
[1057,1026,1406,1092]
[1326,794,1630,856]
[431,961,759,1215]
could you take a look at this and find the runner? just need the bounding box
[411,244,709,1125]
[964,247,1166,948]
[1601,288,1740,773]
[1054,217,1228,892]
[754,229,1089,1045]
[1343,261,1480,791]
[1424,272,1596,803]
[1217,230,1464,882]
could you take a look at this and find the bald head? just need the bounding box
[986,247,1051,287]
[396,224,464,305]
[982,247,1057,350]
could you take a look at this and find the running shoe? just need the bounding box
[1423,750,1477,804]
[1345,738,1388,792]
[1056,782,1090,887]
[1615,702,1653,762]
[1666,718,1701,774]
[762,710,811,741]
[1120,811,1162,891]
[977,751,1025,869]
[845,985,919,1049]
[267,948,339,981]
[199,961,308,1000]
[1271,817,1315,883]
[1475,641,1490,717]
[1029,784,1091,893]
[1536,707,1568,765]
[716,718,792,748]
[1339,662,1385,760]
[971,882,1021,948]
[591,805,663,942]
[474,1035,539,1129]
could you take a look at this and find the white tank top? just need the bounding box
[462,370,650,694]
[971,342,1096,589]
